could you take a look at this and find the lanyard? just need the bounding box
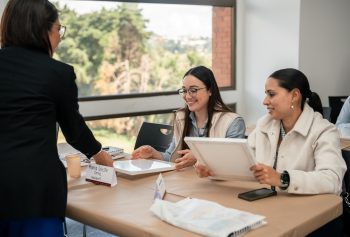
[272,123,286,190]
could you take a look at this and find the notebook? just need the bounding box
[150,198,266,237]
[184,137,257,180]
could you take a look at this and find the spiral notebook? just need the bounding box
[150,198,266,237]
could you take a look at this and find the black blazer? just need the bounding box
[0,47,101,220]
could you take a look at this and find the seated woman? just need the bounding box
[132,65,246,170]
[196,68,346,195]
[336,96,350,129]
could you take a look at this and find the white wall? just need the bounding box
[236,0,301,125]
[0,0,7,19]
[299,0,350,106]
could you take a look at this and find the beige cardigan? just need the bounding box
[248,103,347,195]
[170,111,240,162]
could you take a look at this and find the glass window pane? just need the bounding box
[57,113,173,153]
[54,1,233,97]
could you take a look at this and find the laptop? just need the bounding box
[184,137,257,181]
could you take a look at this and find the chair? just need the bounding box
[342,149,350,237]
[307,149,350,237]
[329,96,348,124]
[322,107,332,122]
[134,122,174,152]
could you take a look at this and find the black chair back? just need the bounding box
[342,149,350,236]
[329,96,348,124]
[322,107,332,122]
[134,122,174,152]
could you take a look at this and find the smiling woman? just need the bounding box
[131,65,245,170]
[248,68,346,195]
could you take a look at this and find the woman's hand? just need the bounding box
[194,162,214,178]
[250,163,281,186]
[131,145,163,160]
[174,149,196,170]
[93,150,114,167]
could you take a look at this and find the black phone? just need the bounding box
[238,188,277,201]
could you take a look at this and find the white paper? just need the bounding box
[150,198,266,237]
[154,174,166,200]
[86,163,117,187]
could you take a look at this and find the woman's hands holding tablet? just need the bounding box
[250,163,281,187]
[194,162,214,178]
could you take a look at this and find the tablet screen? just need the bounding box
[114,159,175,175]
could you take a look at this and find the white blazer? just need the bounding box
[248,103,347,195]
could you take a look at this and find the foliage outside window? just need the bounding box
[54,1,215,97]
[55,1,234,150]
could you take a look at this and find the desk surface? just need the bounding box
[66,167,342,237]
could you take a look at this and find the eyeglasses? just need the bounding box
[58,24,66,39]
[178,87,206,97]
[51,23,66,39]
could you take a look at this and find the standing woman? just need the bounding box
[132,65,246,169]
[0,0,113,236]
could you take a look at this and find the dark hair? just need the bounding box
[269,68,323,115]
[179,65,232,149]
[0,0,58,55]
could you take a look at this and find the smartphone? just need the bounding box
[102,146,124,156]
[238,188,277,201]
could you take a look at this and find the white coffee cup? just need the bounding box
[65,154,81,178]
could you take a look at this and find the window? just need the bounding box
[55,0,235,97]
[55,0,236,148]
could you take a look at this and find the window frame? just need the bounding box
[64,0,237,119]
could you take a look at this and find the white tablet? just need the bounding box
[184,137,257,181]
[114,159,175,175]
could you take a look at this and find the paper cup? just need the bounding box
[66,154,81,178]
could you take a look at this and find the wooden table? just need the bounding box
[66,167,342,237]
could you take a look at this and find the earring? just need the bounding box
[290,102,294,110]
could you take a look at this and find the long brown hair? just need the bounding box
[0,0,58,55]
[179,66,232,149]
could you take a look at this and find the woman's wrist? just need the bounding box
[93,147,103,158]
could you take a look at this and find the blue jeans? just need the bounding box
[0,218,64,237]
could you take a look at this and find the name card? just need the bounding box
[154,174,166,200]
[86,163,117,187]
